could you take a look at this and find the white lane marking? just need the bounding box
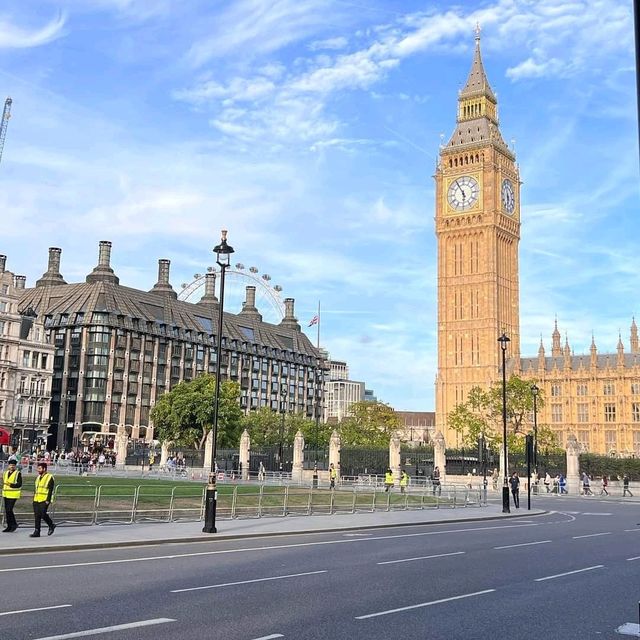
[535,565,603,582]
[0,523,541,573]
[343,533,372,537]
[377,551,465,565]
[572,532,612,539]
[616,623,640,636]
[0,604,72,617]
[171,570,327,593]
[252,635,284,640]
[626,556,640,561]
[581,512,611,516]
[494,540,551,550]
[623,529,640,532]
[32,618,176,640]
[355,589,496,619]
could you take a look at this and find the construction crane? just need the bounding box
[0,97,12,165]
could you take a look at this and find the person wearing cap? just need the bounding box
[2,458,22,532]
[31,463,55,537]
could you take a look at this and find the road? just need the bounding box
[0,495,638,640]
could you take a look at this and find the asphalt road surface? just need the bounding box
[0,495,638,640]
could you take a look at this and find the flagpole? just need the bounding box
[314,301,322,483]
[316,301,321,350]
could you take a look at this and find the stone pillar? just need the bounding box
[433,431,446,481]
[329,430,341,477]
[115,428,128,466]
[160,441,170,466]
[566,434,580,495]
[240,429,250,480]
[389,431,401,483]
[204,430,214,473]
[292,430,304,483]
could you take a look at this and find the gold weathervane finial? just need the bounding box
[221,229,228,241]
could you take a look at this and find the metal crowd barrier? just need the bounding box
[0,482,485,528]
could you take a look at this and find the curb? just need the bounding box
[0,510,547,556]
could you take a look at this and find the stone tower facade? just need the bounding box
[434,30,521,446]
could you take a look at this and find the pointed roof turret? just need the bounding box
[460,24,497,102]
[551,319,561,357]
[630,317,638,354]
[590,333,598,367]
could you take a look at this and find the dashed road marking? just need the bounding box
[171,570,327,593]
[377,551,465,565]
[0,604,72,617]
[535,565,603,582]
[494,540,551,549]
[572,532,611,539]
[355,589,496,619]
[32,618,176,640]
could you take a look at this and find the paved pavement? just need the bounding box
[0,503,543,555]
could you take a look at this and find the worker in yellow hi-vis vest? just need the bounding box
[329,463,337,489]
[31,463,55,538]
[400,469,409,494]
[2,458,22,532]
[384,468,394,492]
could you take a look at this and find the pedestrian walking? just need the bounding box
[384,468,394,492]
[2,458,22,532]
[581,471,593,496]
[558,474,567,494]
[148,452,155,470]
[599,475,609,496]
[432,466,442,496]
[509,471,520,508]
[31,463,55,538]
[258,461,265,482]
[622,474,633,497]
[400,469,409,494]
[544,472,551,493]
[329,463,337,490]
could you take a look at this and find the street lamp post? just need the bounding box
[202,230,234,535]
[312,364,322,488]
[498,332,511,514]
[279,387,287,475]
[531,384,539,475]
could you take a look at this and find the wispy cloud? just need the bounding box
[0,12,66,49]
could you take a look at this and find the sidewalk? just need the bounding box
[0,504,544,555]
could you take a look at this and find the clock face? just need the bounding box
[502,178,515,214]
[447,176,479,211]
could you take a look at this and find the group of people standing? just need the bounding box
[2,458,56,537]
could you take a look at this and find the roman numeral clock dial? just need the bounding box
[447,175,479,211]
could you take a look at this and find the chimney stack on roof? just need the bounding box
[14,275,26,289]
[239,285,262,321]
[198,272,218,305]
[86,241,120,285]
[0,255,6,273]
[36,247,67,288]
[279,297,301,332]
[149,258,177,299]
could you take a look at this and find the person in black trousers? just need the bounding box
[509,471,520,508]
[2,458,22,532]
[31,463,55,538]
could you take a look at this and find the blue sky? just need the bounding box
[0,0,637,411]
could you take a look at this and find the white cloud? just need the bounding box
[0,13,66,48]
[308,36,348,51]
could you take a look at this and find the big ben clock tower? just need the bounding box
[434,27,521,446]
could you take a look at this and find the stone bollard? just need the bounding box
[160,441,170,467]
[433,431,446,482]
[329,430,341,484]
[566,434,580,495]
[115,429,128,467]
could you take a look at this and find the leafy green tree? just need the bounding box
[150,374,243,449]
[242,408,327,448]
[447,375,557,452]
[338,401,401,447]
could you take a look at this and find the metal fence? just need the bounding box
[0,482,485,528]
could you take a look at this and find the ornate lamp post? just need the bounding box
[531,383,539,474]
[202,230,234,534]
[497,332,510,514]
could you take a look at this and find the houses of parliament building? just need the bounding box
[434,30,640,456]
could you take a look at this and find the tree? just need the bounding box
[338,401,401,447]
[447,375,557,453]
[241,408,327,448]
[150,374,243,449]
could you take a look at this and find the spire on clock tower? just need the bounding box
[460,24,497,104]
